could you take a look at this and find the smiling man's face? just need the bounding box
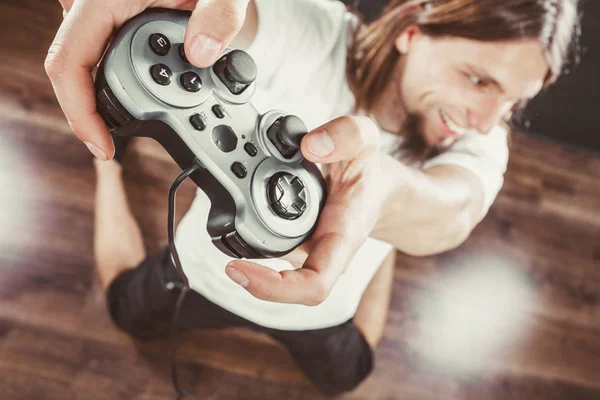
[374,26,549,155]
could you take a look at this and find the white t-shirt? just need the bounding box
[174,0,509,330]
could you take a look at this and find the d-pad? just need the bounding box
[266,172,307,220]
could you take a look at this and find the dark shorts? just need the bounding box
[106,247,374,395]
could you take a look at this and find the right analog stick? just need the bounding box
[267,115,308,159]
[267,172,307,220]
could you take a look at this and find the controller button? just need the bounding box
[180,71,202,92]
[190,114,206,131]
[212,125,238,153]
[212,104,225,119]
[224,231,261,258]
[96,85,133,130]
[150,63,172,86]
[215,231,261,259]
[213,50,257,95]
[149,33,171,56]
[267,115,308,159]
[224,50,257,84]
[231,162,247,179]
[178,43,189,63]
[267,172,307,220]
[244,142,258,157]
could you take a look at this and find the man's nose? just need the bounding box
[467,97,514,134]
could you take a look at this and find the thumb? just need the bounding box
[301,116,380,164]
[184,0,250,67]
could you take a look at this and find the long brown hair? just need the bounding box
[346,0,580,115]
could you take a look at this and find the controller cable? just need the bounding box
[167,161,203,398]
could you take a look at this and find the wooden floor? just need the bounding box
[1,1,599,399]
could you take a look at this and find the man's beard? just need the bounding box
[387,74,442,165]
[392,112,442,165]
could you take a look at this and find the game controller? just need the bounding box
[94,8,326,259]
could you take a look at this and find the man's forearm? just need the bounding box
[371,154,484,256]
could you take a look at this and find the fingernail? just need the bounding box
[226,265,249,288]
[190,34,222,65]
[84,142,108,161]
[307,130,335,157]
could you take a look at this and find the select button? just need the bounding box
[244,142,258,157]
[231,162,247,179]
[190,114,206,131]
[212,104,225,119]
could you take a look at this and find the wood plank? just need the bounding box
[0,0,599,399]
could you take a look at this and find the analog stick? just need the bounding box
[267,115,308,159]
[213,50,257,95]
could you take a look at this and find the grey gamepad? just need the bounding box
[94,8,326,259]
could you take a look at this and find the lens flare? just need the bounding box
[408,255,537,377]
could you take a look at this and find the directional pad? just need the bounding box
[266,172,307,220]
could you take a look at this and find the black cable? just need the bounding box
[167,161,202,399]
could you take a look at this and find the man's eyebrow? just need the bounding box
[465,63,539,102]
[465,63,506,94]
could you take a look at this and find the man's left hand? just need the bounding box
[225,116,392,306]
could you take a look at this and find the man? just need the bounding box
[46,0,578,394]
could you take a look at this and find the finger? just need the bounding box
[301,115,380,163]
[58,0,75,12]
[278,246,309,267]
[45,0,118,159]
[226,232,356,306]
[184,0,250,67]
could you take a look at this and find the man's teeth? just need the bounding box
[440,110,468,135]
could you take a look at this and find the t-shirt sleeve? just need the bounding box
[244,0,349,91]
[421,126,510,222]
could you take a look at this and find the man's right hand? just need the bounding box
[46,0,251,160]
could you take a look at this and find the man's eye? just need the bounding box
[469,75,483,86]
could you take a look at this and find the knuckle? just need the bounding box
[305,296,323,307]
[306,279,332,306]
[44,42,68,79]
[262,284,276,303]
[259,270,285,303]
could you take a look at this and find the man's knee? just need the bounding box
[309,349,373,395]
[105,266,174,340]
[272,321,375,396]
